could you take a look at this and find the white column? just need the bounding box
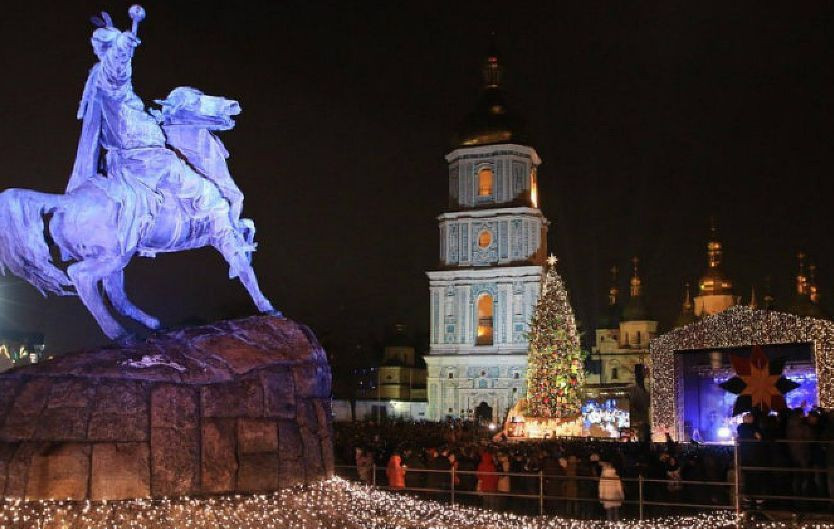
[502,283,513,345]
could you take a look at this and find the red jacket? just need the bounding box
[476,453,498,492]
[386,455,406,488]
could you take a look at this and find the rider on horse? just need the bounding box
[68,13,249,255]
[0,7,275,340]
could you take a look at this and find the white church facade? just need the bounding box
[425,50,548,422]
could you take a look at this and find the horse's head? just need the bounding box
[153,87,240,131]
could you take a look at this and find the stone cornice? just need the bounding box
[427,266,543,282]
[437,207,546,222]
[445,144,541,165]
[424,352,528,361]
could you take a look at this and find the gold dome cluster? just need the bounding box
[698,226,733,296]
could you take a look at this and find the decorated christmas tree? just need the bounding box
[526,255,585,418]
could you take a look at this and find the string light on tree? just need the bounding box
[526,254,585,419]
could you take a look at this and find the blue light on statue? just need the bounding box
[0,6,278,341]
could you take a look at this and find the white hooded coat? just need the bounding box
[598,463,624,509]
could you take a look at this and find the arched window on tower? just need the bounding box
[476,293,494,345]
[478,167,494,197]
[530,168,538,208]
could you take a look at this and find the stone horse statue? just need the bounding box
[0,7,277,340]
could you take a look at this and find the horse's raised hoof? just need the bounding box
[143,317,162,330]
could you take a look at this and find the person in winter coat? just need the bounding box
[542,452,565,514]
[495,452,512,511]
[403,448,425,489]
[563,455,579,518]
[786,409,813,498]
[510,452,527,493]
[426,448,450,496]
[824,410,834,502]
[598,461,624,521]
[576,458,596,520]
[524,453,542,514]
[737,412,763,506]
[808,410,826,496]
[665,455,683,504]
[476,450,499,509]
[456,449,478,499]
[386,453,406,489]
[449,452,460,491]
[356,448,374,484]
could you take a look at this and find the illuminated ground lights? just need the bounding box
[0,478,824,529]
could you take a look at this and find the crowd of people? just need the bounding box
[335,408,834,518]
[736,407,834,509]
[336,420,733,519]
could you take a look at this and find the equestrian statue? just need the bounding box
[0,6,278,340]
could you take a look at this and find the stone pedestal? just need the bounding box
[0,315,333,499]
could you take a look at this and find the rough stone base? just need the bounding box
[0,315,333,499]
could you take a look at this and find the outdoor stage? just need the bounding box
[651,306,834,442]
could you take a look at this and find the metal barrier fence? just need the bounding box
[337,438,834,520]
[335,464,735,520]
[737,438,834,516]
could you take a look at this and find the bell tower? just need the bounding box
[425,47,549,421]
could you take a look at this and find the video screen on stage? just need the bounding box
[676,343,816,443]
[581,398,630,438]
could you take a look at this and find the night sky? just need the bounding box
[1,1,833,354]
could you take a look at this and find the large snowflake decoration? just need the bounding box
[719,345,800,415]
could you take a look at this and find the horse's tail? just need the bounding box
[0,189,73,296]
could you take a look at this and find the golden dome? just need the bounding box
[788,252,826,318]
[454,49,529,148]
[623,257,650,321]
[698,228,733,296]
[598,265,622,329]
